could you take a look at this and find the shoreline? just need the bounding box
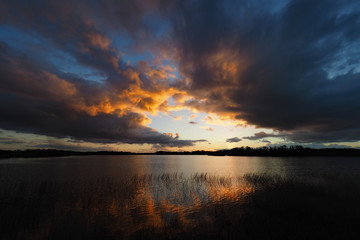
[2,147,360,159]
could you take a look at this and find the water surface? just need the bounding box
[1,155,360,181]
[1,155,360,239]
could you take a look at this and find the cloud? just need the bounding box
[152,139,208,149]
[164,132,180,139]
[265,142,351,149]
[67,139,83,143]
[188,121,198,124]
[226,137,242,143]
[243,132,286,141]
[244,129,360,144]
[0,137,26,145]
[1,0,360,147]
[0,91,196,147]
[282,130,360,143]
[164,0,360,143]
[0,42,200,148]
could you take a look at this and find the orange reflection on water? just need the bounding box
[2,174,256,239]
[92,174,255,235]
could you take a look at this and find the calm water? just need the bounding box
[1,155,360,239]
[1,155,360,181]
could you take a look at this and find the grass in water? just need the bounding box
[0,173,360,239]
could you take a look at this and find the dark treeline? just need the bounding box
[157,146,360,157]
[1,146,360,158]
[210,146,360,157]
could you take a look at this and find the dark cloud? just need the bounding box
[188,121,198,124]
[0,42,199,148]
[1,0,360,146]
[67,139,84,143]
[0,1,118,77]
[243,132,286,141]
[265,143,351,149]
[284,129,360,143]
[0,137,26,145]
[153,139,208,149]
[226,137,242,143]
[244,129,360,144]
[0,0,174,91]
[0,92,199,147]
[165,0,360,144]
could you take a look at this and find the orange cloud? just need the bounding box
[17,51,246,133]
[164,132,174,138]
[203,114,247,126]
[86,32,112,50]
[149,44,256,127]
[164,132,180,139]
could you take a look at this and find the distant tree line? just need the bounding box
[1,146,360,158]
[210,146,360,157]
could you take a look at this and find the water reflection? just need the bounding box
[2,155,360,239]
[2,155,360,181]
[0,172,255,239]
[79,173,255,236]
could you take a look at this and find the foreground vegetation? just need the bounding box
[1,173,360,239]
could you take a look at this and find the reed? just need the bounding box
[1,173,360,239]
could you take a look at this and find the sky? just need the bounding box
[0,0,360,152]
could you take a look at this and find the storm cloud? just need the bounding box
[164,0,360,143]
[1,0,360,148]
[0,32,198,147]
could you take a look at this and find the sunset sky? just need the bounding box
[0,0,360,152]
